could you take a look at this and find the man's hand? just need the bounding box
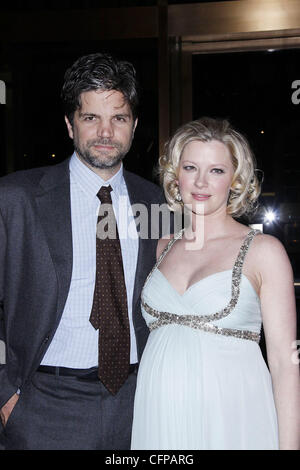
[0,393,19,427]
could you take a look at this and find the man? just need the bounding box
[0,53,165,449]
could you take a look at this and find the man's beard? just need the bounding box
[74,137,132,170]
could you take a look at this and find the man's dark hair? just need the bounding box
[61,52,139,124]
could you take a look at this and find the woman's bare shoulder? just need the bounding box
[251,231,286,254]
[250,231,292,272]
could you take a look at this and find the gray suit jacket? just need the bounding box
[0,158,165,409]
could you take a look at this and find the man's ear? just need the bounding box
[133,118,138,135]
[64,116,74,139]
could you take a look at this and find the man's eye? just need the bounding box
[114,116,126,122]
[84,116,96,121]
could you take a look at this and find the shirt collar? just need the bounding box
[69,152,124,200]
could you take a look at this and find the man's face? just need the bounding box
[65,89,137,177]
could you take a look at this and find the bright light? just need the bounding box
[264,210,276,224]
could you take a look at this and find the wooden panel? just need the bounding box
[2,1,300,43]
[1,2,300,42]
[181,51,193,124]
[0,7,158,41]
[183,34,300,54]
[169,0,300,37]
[158,1,170,155]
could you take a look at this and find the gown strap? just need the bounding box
[141,228,262,343]
[141,229,184,296]
[156,229,184,268]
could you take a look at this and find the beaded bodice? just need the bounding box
[141,229,262,343]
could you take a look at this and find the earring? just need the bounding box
[174,180,182,203]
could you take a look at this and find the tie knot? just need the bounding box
[97,185,113,204]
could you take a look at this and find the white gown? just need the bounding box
[131,229,279,450]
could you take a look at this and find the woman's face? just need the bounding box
[177,139,235,216]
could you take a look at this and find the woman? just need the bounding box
[131,117,299,450]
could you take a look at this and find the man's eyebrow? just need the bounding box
[114,113,131,118]
[78,112,132,118]
[78,112,98,118]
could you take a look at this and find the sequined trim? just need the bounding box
[141,229,261,343]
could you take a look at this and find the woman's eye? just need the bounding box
[211,168,225,174]
[183,165,195,171]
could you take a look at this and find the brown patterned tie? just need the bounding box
[89,185,130,395]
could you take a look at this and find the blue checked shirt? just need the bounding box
[41,153,139,367]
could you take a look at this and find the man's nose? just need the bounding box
[96,120,114,138]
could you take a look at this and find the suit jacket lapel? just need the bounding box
[34,160,73,322]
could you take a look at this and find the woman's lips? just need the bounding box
[192,193,211,201]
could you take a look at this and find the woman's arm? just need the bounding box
[258,235,300,450]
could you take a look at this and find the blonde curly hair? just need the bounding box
[159,117,261,218]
